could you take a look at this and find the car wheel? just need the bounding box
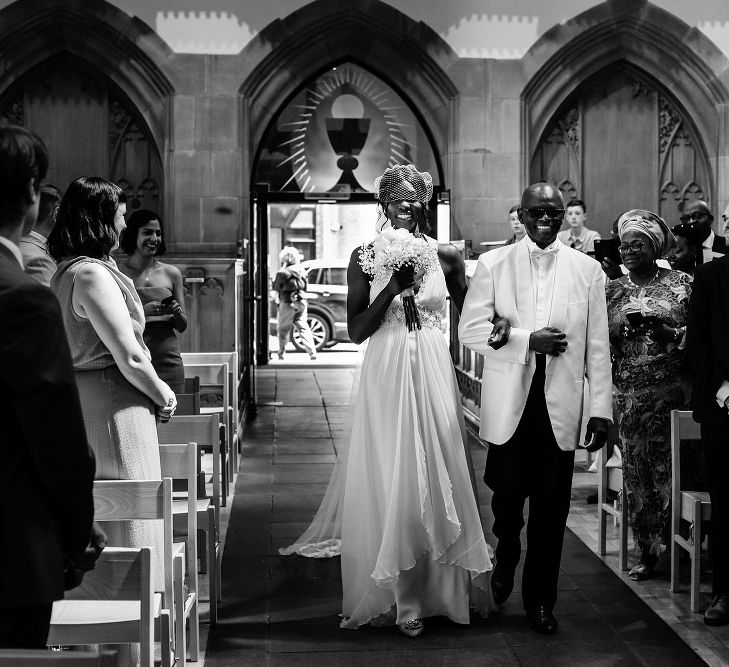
[292,312,330,352]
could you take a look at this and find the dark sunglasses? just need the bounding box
[679,212,709,224]
[521,206,565,220]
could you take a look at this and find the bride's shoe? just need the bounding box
[397,619,424,638]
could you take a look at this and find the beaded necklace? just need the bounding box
[626,266,660,289]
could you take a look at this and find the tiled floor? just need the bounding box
[199,366,728,665]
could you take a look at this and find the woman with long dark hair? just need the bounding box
[49,177,174,597]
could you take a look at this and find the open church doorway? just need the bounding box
[251,63,446,364]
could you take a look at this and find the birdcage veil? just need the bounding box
[374,164,433,204]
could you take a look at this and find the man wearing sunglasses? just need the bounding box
[459,182,612,635]
[679,199,726,263]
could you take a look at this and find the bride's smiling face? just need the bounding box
[386,198,424,233]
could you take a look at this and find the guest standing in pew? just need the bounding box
[686,254,729,626]
[606,210,690,582]
[119,209,187,393]
[18,184,62,287]
[0,127,96,648]
[49,177,176,598]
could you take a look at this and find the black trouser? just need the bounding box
[700,420,729,597]
[0,602,53,648]
[484,354,575,611]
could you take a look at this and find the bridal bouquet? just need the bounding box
[372,227,439,331]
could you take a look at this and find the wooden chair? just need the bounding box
[159,442,200,661]
[176,376,201,416]
[670,409,712,612]
[47,547,164,667]
[182,351,239,477]
[183,361,232,505]
[48,479,178,666]
[0,648,116,665]
[181,351,239,442]
[596,443,628,571]
[158,414,222,623]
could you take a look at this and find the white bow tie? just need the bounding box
[530,246,559,259]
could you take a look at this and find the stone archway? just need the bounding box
[240,0,460,191]
[0,1,175,152]
[521,1,729,214]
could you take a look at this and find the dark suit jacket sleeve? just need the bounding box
[686,263,727,419]
[0,282,95,556]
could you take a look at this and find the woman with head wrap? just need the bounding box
[280,164,496,637]
[606,209,692,581]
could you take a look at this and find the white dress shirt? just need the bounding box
[0,235,23,268]
[525,236,559,330]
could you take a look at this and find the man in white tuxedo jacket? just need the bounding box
[459,183,612,634]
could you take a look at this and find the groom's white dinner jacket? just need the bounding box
[458,237,612,451]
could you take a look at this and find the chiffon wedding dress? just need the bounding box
[281,237,492,628]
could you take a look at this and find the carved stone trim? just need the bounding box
[659,96,682,157]
[200,277,225,297]
[0,92,23,126]
[557,106,579,153]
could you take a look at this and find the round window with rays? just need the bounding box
[255,63,439,195]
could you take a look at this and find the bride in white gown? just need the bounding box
[280,165,493,637]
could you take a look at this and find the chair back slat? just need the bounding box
[0,648,116,665]
[158,414,219,446]
[64,547,149,601]
[184,363,227,386]
[93,480,165,521]
[159,442,196,481]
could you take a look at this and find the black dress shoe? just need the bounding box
[525,605,558,634]
[705,594,729,626]
[491,566,514,607]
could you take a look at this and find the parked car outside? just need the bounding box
[269,259,351,352]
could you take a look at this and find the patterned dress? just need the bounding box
[606,270,691,555]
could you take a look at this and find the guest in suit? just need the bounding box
[18,184,62,286]
[680,199,726,262]
[686,256,729,626]
[0,126,96,648]
[459,182,612,634]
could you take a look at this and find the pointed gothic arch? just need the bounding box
[521,1,729,213]
[0,0,175,152]
[240,0,459,185]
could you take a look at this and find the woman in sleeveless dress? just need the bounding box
[281,165,493,637]
[118,210,187,393]
[49,177,176,594]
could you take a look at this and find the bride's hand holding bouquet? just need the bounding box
[373,226,438,331]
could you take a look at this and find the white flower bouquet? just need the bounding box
[372,227,439,331]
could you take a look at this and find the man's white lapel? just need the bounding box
[515,240,535,331]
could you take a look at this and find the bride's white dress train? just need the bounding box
[281,238,492,628]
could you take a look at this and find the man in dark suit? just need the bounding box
[686,256,729,626]
[0,125,97,648]
[680,199,727,262]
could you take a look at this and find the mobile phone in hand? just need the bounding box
[160,295,174,307]
[594,238,621,265]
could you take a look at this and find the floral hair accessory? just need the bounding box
[374,164,433,204]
